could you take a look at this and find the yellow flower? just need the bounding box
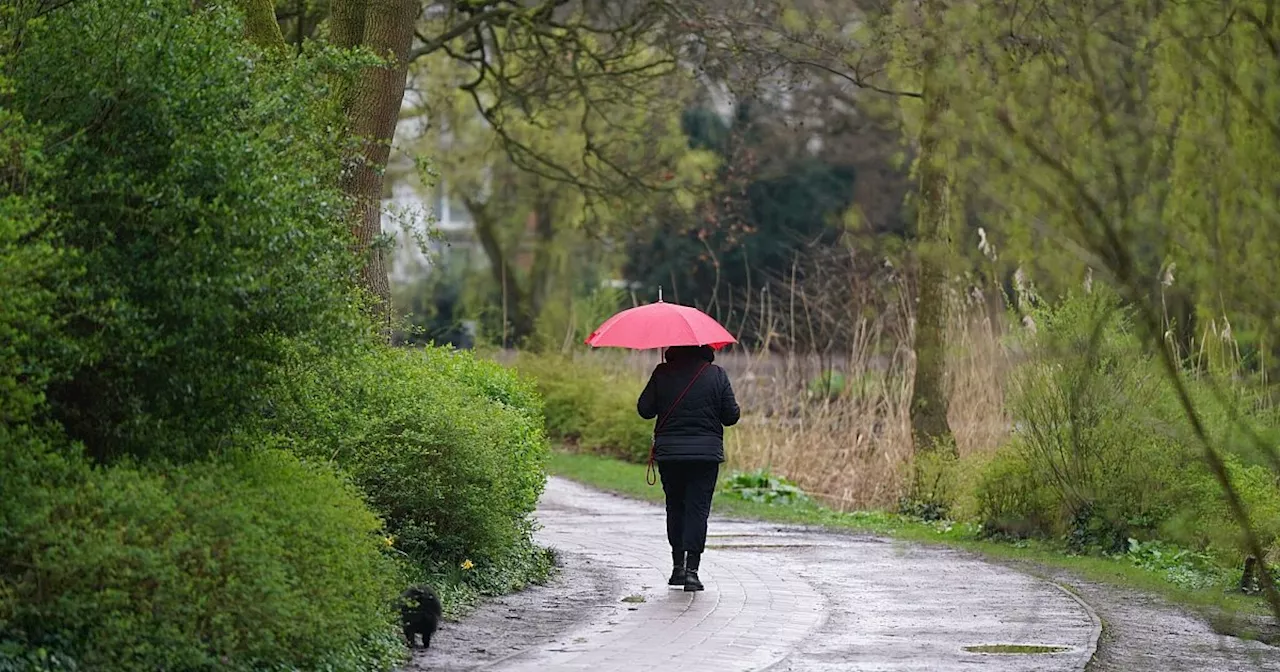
[383,535,395,548]
[461,559,474,571]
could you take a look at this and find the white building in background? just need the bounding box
[381,85,483,285]
[381,161,483,347]
[383,168,480,285]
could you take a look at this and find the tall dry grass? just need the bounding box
[588,264,1013,511]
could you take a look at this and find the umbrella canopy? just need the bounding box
[585,301,737,350]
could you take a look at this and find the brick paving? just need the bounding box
[476,478,1099,672]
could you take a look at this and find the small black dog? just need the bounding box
[400,584,443,649]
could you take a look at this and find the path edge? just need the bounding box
[1045,577,1104,670]
[463,546,612,672]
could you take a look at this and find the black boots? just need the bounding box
[669,550,705,591]
[668,550,686,586]
[684,552,704,592]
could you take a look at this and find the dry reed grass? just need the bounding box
[584,281,1013,511]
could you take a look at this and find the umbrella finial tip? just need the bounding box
[658,285,663,302]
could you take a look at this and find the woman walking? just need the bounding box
[637,345,740,592]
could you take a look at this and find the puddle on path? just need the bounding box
[964,644,1070,654]
[704,543,823,550]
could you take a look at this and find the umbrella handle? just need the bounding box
[646,443,658,486]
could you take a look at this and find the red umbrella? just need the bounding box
[584,299,737,350]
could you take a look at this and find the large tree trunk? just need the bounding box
[465,197,562,346]
[466,198,532,346]
[238,0,286,50]
[331,0,418,334]
[526,197,556,325]
[909,0,956,456]
[330,0,367,49]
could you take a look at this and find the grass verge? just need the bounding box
[548,450,1278,644]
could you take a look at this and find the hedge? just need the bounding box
[262,345,552,587]
[512,353,653,463]
[0,441,405,671]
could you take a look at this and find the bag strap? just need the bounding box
[647,362,711,486]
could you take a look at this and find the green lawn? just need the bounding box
[547,450,1278,643]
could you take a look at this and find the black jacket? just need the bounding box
[637,359,740,462]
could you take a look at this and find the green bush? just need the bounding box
[0,443,404,672]
[264,345,550,585]
[979,290,1280,560]
[426,347,544,415]
[513,354,653,462]
[998,292,1180,547]
[976,292,1190,548]
[900,449,961,521]
[3,0,555,665]
[585,393,658,463]
[508,354,595,440]
[11,0,369,463]
[0,29,72,433]
[1163,455,1280,558]
[974,446,1061,540]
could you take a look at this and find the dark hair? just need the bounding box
[665,345,715,364]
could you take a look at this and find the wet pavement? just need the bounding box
[454,477,1101,671]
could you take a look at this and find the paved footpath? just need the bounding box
[460,477,1101,672]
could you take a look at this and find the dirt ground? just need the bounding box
[405,552,615,671]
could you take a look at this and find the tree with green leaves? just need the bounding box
[882,0,959,455]
[405,33,715,345]
[237,0,690,330]
[623,100,861,338]
[680,0,962,455]
[669,0,963,455]
[925,0,1280,619]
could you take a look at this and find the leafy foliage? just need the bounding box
[974,291,1280,560]
[1,0,557,666]
[262,345,550,577]
[721,469,812,506]
[0,176,66,430]
[0,2,414,665]
[625,102,857,325]
[12,0,368,463]
[894,0,1280,369]
[404,36,714,345]
[513,353,654,463]
[0,445,405,672]
[0,9,71,434]
[874,0,1280,612]
[1118,539,1227,591]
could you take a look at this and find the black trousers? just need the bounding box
[657,460,720,554]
